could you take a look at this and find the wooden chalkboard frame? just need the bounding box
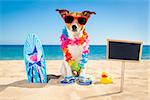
[106,39,143,92]
[106,39,143,62]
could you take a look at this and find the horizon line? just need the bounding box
[0,44,150,46]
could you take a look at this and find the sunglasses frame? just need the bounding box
[63,15,88,25]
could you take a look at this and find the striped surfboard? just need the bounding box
[24,33,47,83]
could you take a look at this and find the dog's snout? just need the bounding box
[72,25,77,30]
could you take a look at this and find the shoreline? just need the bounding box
[0,59,150,61]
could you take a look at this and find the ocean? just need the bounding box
[0,45,149,60]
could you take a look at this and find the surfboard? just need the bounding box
[24,33,47,83]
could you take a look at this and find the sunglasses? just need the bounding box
[63,15,88,25]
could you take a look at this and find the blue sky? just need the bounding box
[0,0,149,45]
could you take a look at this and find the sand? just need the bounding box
[0,60,149,100]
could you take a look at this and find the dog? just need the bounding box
[56,9,96,79]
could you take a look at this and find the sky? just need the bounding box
[0,0,149,45]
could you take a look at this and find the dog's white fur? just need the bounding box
[60,28,86,77]
[56,9,95,78]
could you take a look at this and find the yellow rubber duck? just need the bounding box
[100,71,113,84]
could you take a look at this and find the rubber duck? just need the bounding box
[100,71,113,84]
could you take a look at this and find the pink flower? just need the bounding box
[60,34,65,41]
[74,38,80,45]
[83,50,89,53]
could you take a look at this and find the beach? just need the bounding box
[0,60,149,100]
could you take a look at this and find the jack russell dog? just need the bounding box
[56,9,96,84]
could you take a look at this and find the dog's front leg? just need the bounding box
[80,65,86,77]
[60,60,73,77]
[79,53,88,77]
[79,42,89,78]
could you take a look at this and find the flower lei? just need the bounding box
[60,28,89,73]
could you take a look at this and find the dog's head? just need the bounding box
[56,9,96,37]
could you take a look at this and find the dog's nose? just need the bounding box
[72,25,77,30]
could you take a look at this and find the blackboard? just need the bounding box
[107,39,143,61]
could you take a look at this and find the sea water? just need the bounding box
[0,45,149,60]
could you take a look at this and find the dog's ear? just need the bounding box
[82,10,96,18]
[56,9,69,17]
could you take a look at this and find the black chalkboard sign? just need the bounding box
[107,39,143,61]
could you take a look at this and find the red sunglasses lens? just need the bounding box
[78,17,87,25]
[64,16,74,23]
